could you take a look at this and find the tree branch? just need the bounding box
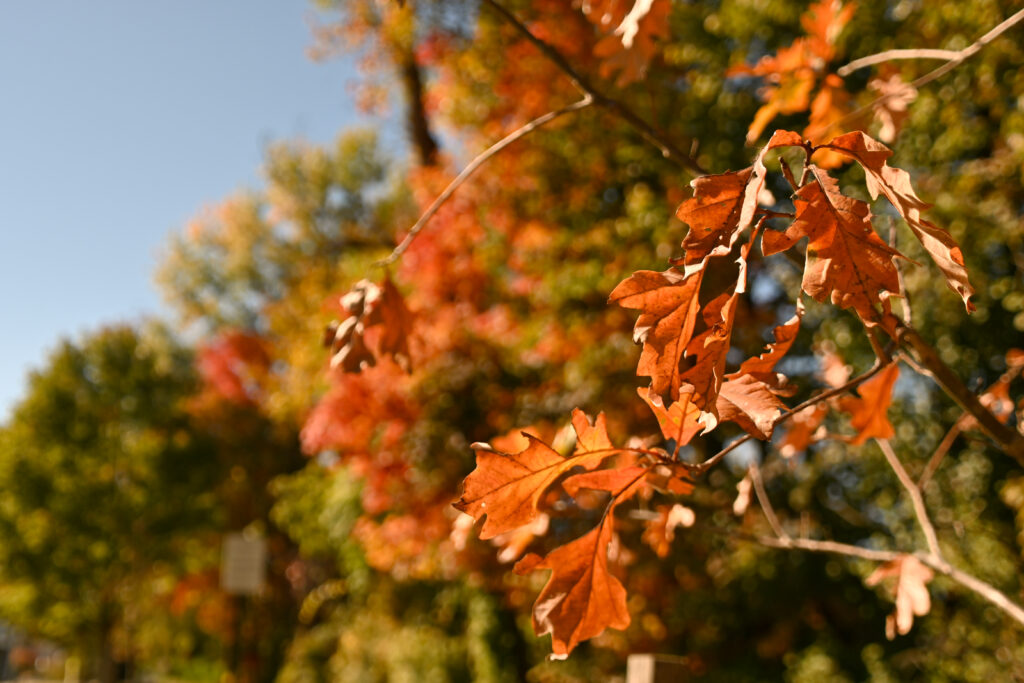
[892,322,1024,468]
[481,0,704,175]
[376,96,594,267]
[710,526,1024,629]
[836,49,961,77]
[876,439,942,560]
[749,461,789,540]
[832,8,1024,132]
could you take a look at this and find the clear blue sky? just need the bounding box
[0,2,398,417]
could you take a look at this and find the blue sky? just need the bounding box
[0,1,398,416]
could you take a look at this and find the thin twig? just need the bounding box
[692,361,885,475]
[482,0,704,174]
[894,322,1024,467]
[920,556,1024,627]
[376,96,593,266]
[836,49,962,77]
[720,527,1024,628]
[876,439,943,560]
[749,462,789,540]
[917,422,962,490]
[829,8,1024,135]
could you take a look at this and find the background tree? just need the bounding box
[0,325,222,680]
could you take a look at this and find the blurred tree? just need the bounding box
[0,325,222,681]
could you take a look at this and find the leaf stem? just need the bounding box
[377,96,594,267]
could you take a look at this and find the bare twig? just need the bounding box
[921,556,1024,627]
[709,526,1024,628]
[482,0,704,174]
[876,439,943,560]
[830,8,1024,134]
[917,422,962,490]
[893,322,1024,468]
[376,96,593,266]
[749,462,789,540]
[836,49,961,77]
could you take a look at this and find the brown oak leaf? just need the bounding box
[675,130,803,273]
[610,268,703,401]
[515,466,647,658]
[642,503,695,558]
[839,362,900,444]
[762,167,904,322]
[453,410,618,539]
[820,131,974,311]
[865,554,933,639]
[732,301,804,393]
[637,387,704,449]
[717,373,787,440]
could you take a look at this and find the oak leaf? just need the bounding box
[777,404,828,457]
[820,131,974,311]
[453,410,619,539]
[762,167,904,322]
[610,268,703,401]
[638,387,704,449]
[675,130,803,273]
[642,503,695,558]
[515,466,647,658]
[865,554,934,639]
[717,373,787,440]
[732,302,804,393]
[839,362,900,444]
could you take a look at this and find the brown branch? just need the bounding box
[830,8,1024,134]
[481,0,704,175]
[749,461,789,540]
[876,439,942,560]
[888,220,912,325]
[723,528,1024,628]
[893,322,1024,468]
[836,49,962,77]
[919,556,1024,627]
[917,422,962,490]
[376,96,594,266]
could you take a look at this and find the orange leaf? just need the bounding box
[762,167,904,322]
[676,130,803,273]
[638,387,704,447]
[453,409,618,539]
[839,363,900,444]
[515,467,646,658]
[732,302,804,393]
[777,404,828,457]
[717,373,787,439]
[642,503,695,558]
[865,554,933,639]
[820,131,974,311]
[610,268,703,401]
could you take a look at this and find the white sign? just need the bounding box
[220,533,267,595]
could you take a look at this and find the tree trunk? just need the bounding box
[398,49,440,167]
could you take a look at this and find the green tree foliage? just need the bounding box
[0,325,221,679]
